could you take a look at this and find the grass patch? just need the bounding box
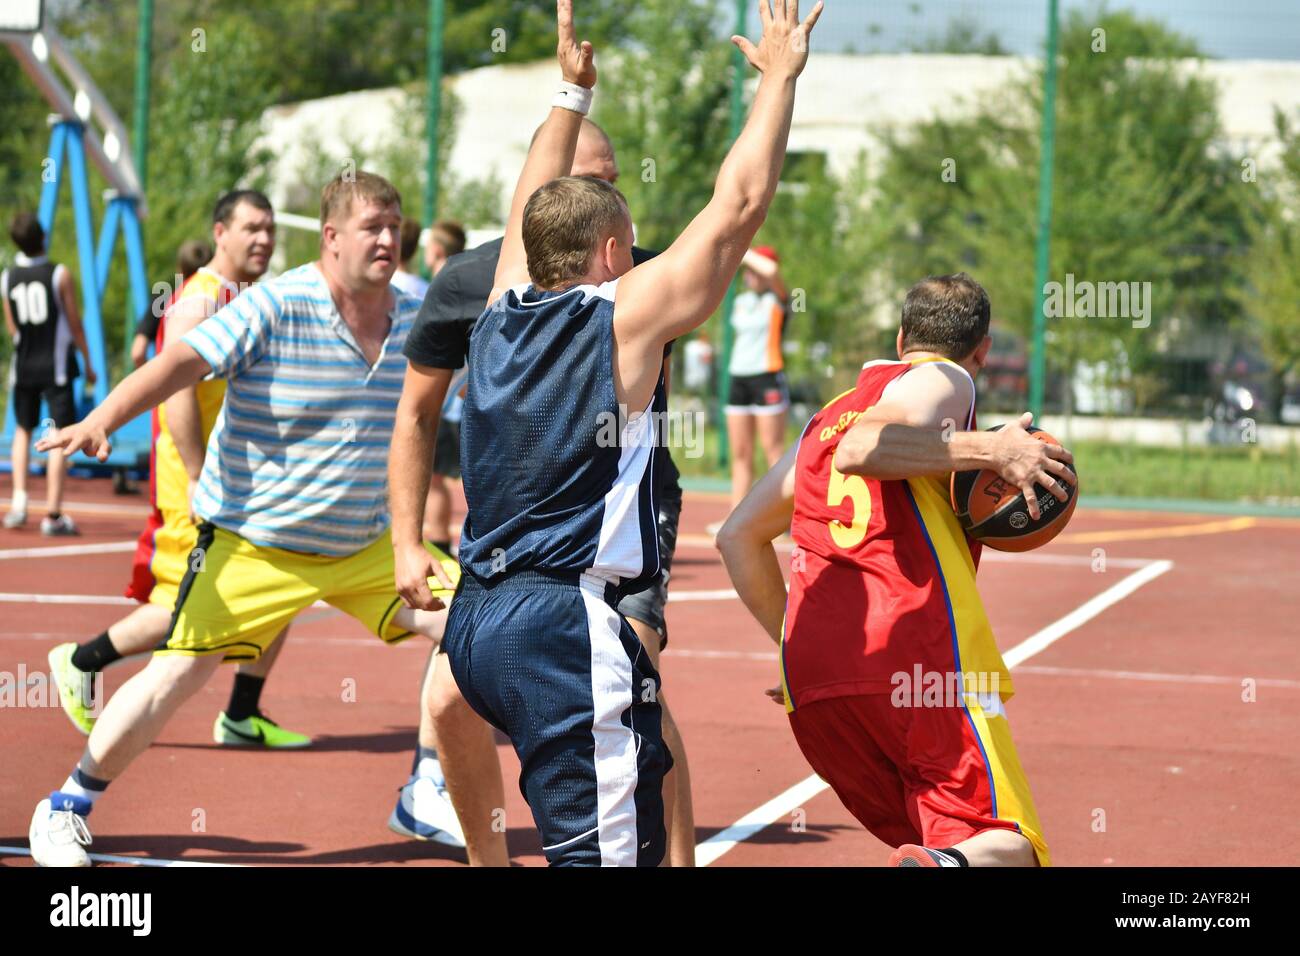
[672,421,1300,503]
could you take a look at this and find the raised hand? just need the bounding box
[557,0,596,89]
[732,0,824,79]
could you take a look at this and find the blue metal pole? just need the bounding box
[121,200,149,330]
[37,123,69,234]
[65,125,109,408]
[94,198,122,298]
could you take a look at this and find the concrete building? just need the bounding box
[259,53,1300,228]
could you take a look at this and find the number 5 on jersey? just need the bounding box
[826,462,870,549]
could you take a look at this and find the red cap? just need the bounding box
[752,245,780,264]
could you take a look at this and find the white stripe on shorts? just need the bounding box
[579,577,640,866]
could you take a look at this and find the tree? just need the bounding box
[594,0,733,252]
[1236,109,1300,420]
[870,9,1246,412]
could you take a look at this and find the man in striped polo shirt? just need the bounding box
[26,171,464,867]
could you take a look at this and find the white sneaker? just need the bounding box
[29,798,93,867]
[3,508,26,529]
[387,775,467,849]
[41,514,79,537]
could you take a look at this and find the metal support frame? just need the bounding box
[1,22,151,470]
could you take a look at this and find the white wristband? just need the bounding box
[553,81,593,116]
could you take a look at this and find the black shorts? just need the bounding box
[433,418,461,479]
[726,371,790,415]
[616,489,682,651]
[11,382,77,432]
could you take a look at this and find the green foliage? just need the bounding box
[1235,109,1300,414]
[756,156,893,397]
[594,0,895,402]
[871,9,1245,411]
[594,0,732,252]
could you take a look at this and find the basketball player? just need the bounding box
[392,118,695,864]
[27,171,460,867]
[43,191,310,748]
[2,212,97,535]
[717,273,1075,866]
[395,0,822,866]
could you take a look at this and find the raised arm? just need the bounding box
[741,248,788,301]
[489,0,596,305]
[614,0,823,348]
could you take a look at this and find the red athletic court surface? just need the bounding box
[1,474,1296,866]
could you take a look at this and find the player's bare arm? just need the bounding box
[2,294,15,340]
[58,267,96,387]
[35,339,210,461]
[612,0,823,408]
[392,362,455,610]
[158,296,215,506]
[489,0,595,306]
[717,441,799,645]
[742,247,788,300]
[834,365,1075,520]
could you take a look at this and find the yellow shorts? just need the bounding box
[157,524,458,662]
[125,507,199,611]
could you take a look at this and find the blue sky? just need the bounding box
[722,0,1300,61]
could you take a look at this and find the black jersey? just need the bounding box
[2,255,77,387]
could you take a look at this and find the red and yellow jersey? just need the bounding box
[151,268,236,515]
[781,358,1013,711]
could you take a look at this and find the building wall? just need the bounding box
[258,53,1300,226]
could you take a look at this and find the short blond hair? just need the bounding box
[521,176,628,289]
[320,170,401,227]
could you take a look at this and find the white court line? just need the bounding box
[0,540,136,560]
[0,593,338,608]
[694,558,1175,867]
[667,588,738,602]
[1015,664,1300,690]
[980,551,1153,569]
[0,846,238,867]
[0,592,136,606]
[0,497,150,517]
[1001,560,1172,668]
[665,648,777,662]
[0,587,748,608]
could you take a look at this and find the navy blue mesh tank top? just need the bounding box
[457,280,664,595]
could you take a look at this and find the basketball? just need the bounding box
[950,425,1078,552]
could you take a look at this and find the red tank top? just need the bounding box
[781,359,1013,710]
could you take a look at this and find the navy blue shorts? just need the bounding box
[442,569,672,866]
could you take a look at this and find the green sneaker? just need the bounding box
[47,643,98,735]
[213,711,311,749]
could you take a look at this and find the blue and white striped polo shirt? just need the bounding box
[182,263,418,556]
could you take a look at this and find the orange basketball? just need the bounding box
[950,425,1078,552]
